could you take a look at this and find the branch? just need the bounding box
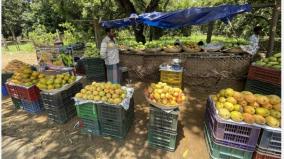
[145,0,160,12]
[163,0,170,11]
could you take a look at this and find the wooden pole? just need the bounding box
[206,22,214,43]
[267,2,280,56]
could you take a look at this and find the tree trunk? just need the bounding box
[150,27,163,41]
[9,27,16,41]
[267,2,280,56]
[133,24,146,44]
[206,22,214,43]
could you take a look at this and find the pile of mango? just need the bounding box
[255,53,281,70]
[212,88,281,128]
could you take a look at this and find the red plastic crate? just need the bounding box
[6,83,40,101]
[247,65,281,86]
[253,150,280,159]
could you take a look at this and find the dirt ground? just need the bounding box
[2,52,214,159]
[2,85,214,159]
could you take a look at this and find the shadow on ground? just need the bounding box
[2,81,215,159]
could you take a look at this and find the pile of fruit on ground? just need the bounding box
[255,53,281,70]
[75,82,126,105]
[212,88,281,128]
[145,82,185,107]
[3,60,30,73]
[8,66,76,90]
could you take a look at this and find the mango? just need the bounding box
[219,89,226,97]
[233,104,242,112]
[239,100,248,107]
[244,94,256,103]
[243,113,255,124]
[226,97,237,105]
[273,103,281,112]
[244,106,255,114]
[241,91,253,95]
[254,114,266,125]
[219,97,226,103]
[267,95,281,105]
[270,109,281,119]
[218,108,231,120]
[224,88,234,97]
[233,91,244,101]
[266,116,280,128]
[215,102,224,110]
[224,102,234,111]
[256,96,269,105]
[230,111,243,122]
[250,101,260,108]
[255,107,270,117]
[262,102,273,110]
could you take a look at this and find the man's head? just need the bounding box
[253,26,262,35]
[105,28,115,38]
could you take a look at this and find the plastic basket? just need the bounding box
[253,150,281,159]
[257,129,281,155]
[248,65,281,86]
[245,79,281,97]
[6,83,40,101]
[21,99,44,114]
[2,85,9,97]
[206,97,261,150]
[46,105,76,124]
[100,114,133,139]
[41,82,82,109]
[160,70,182,85]
[97,98,134,121]
[75,103,98,120]
[149,106,179,132]
[204,123,253,159]
[80,118,101,135]
[147,127,177,152]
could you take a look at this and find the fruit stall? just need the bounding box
[2,3,282,159]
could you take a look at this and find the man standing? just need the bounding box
[100,28,120,84]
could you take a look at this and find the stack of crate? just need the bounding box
[246,65,281,96]
[6,83,43,113]
[97,98,134,139]
[41,82,82,124]
[147,106,179,151]
[76,102,100,135]
[81,57,106,82]
[253,129,281,159]
[204,97,261,159]
[160,69,183,88]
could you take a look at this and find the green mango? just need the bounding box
[273,53,281,58]
[268,62,279,65]
[263,58,269,63]
[268,57,277,62]
[255,61,266,66]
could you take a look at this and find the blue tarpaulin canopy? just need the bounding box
[101,4,251,29]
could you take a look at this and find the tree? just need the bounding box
[2,0,27,40]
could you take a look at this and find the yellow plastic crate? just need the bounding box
[160,70,182,87]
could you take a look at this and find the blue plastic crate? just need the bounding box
[21,99,44,114]
[2,85,8,97]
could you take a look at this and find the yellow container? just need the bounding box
[160,70,182,88]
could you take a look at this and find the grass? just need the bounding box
[2,42,35,54]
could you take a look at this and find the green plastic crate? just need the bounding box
[147,127,177,151]
[11,97,21,109]
[204,123,253,159]
[75,103,98,120]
